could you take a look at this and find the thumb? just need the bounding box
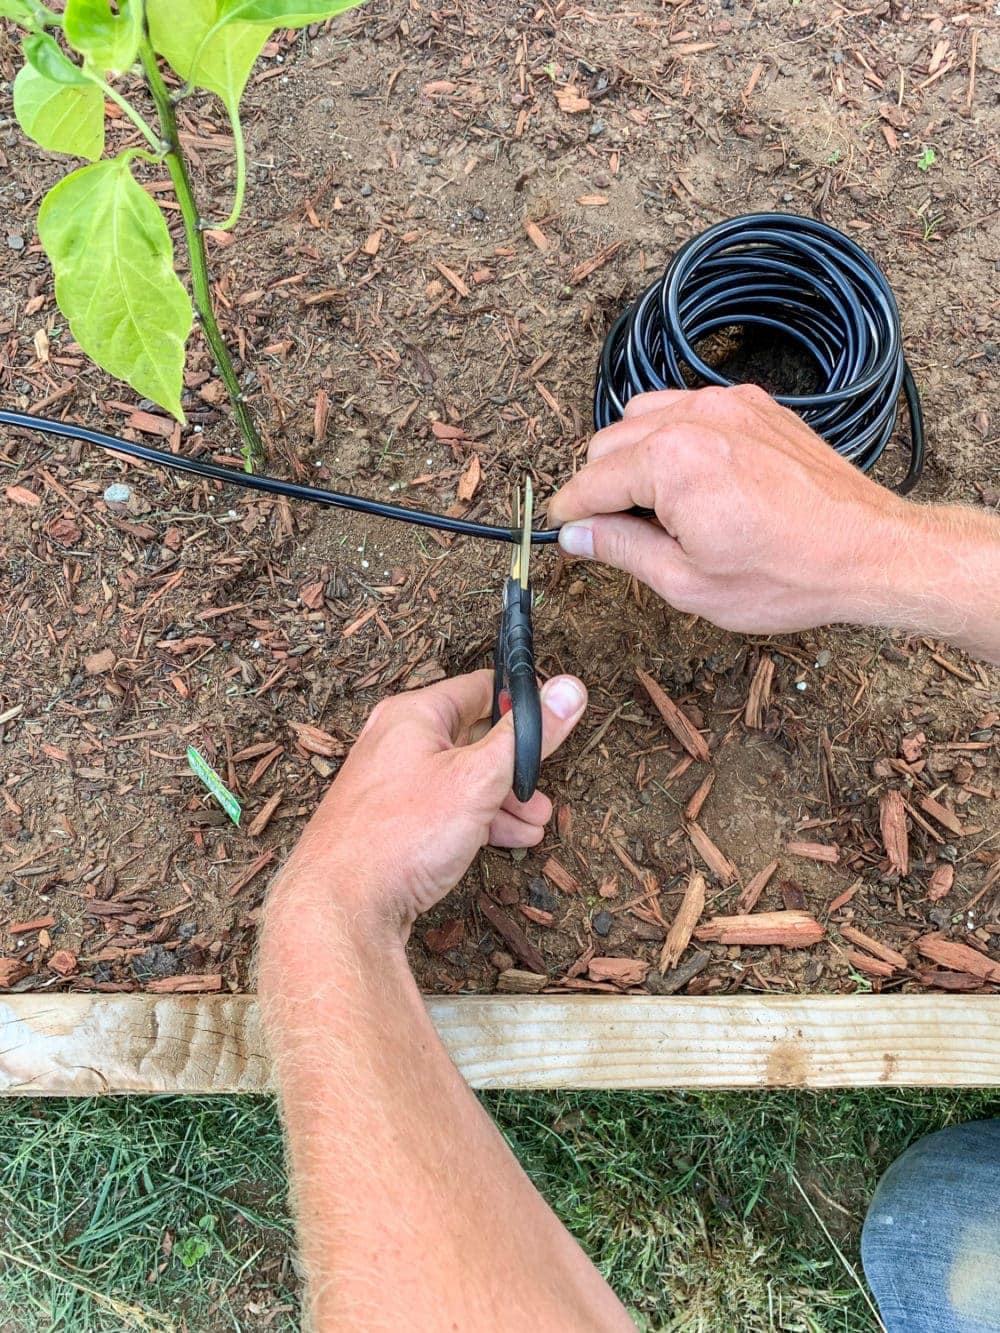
[458,675,588,804]
[558,514,689,594]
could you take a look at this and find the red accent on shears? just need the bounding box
[498,689,513,717]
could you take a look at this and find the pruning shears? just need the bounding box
[492,476,542,803]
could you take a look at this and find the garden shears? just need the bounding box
[492,476,542,803]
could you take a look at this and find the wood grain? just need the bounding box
[1,994,999,1093]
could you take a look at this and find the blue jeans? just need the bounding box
[862,1121,1000,1332]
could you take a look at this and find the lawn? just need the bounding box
[0,1089,997,1331]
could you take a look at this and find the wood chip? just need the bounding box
[478,894,546,973]
[519,904,555,927]
[5,485,41,507]
[785,841,839,864]
[649,950,710,994]
[247,789,283,838]
[433,260,470,298]
[695,911,824,947]
[570,241,622,285]
[636,668,710,761]
[362,228,383,256]
[84,649,116,675]
[456,454,481,502]
[879,790,909,876]
[313,388,330,443]
[48,949,77,976]
[736,859,779,914]
[927,863,955,901]
[9,916,55,934]
[684,820,737,884]
[146,974,224,993]
[288,721,345,757]
[744,657,774,728]
[542,855,580,895]
[424,918,465,953]
[845,949,896,979]
[919,794,966,837]
[523,219,549,251]
[917,969,985,992]
[0,958,30,988]
[916,933,1000,984]
[659,871,706,971]
[576,194,609,206]
[827,879,862,914]
[587,956,650,988]
[496,969,547,993]
[555,85,591,113]
[839,925,908,970]
[683,773,715,822]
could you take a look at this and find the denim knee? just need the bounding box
[861,1120,1000,1333]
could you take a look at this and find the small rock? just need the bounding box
[6,233,24,251]
[103,482,132,510]
[470,205,485,220]
[592,911,612,937]
[589,119,606,137]
[528,878,559,913]
[132,944,178,982]
[359,182,372,196]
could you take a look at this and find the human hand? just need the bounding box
[548,385,909,633]
[267,669,587,939]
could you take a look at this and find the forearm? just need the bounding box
[258,877,634,1333]
[850,502,1000,663]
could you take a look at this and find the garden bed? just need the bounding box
[1,1,998,1008]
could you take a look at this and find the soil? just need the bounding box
[1,1,998,1001]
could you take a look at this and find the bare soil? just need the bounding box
[1,1,998,1001]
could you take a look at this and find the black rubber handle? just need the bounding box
[492,581,542,803]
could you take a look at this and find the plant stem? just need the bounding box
[92,77,162,152]
[138,36,264,469]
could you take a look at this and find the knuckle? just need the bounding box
[733,382,771,407]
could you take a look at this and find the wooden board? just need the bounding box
[1,993,999,1094]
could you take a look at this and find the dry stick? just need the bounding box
[139,38,265,467]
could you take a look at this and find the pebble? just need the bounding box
[589,119,606,138]
[6,233,24,251]
[592,911,612,937]
[470,205,485,220]
[359,182,372,196]
[528,877,558,913]
[103,482,131,510]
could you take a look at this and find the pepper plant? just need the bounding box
[2,0,363,467]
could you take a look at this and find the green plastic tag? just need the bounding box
[187,746,241,826]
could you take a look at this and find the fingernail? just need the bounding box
[543,676,585,720]
[558,521,594,559]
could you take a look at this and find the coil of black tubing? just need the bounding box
[594,212,924,495]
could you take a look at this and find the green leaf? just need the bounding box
[185,747,242,825]
[13,60,104,159]
[64,0,141,73]
[24,30,89,83]
[0,1,37,26]
[218,0,364,21]
[38,158,193,420]
[147,0,267,106]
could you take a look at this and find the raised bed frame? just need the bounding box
[1,993,998,1094]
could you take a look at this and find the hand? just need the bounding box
[548,385,909,634]
[267,669,587,938]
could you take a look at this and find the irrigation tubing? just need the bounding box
[1,213,923,545]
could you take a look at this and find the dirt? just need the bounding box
[1,1,998,1001]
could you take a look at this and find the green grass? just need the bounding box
[0,1090,997,1331]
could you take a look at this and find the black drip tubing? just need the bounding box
[595,212,924,494]
[0,214,923,542]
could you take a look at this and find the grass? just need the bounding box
[0,1089,997,1331]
